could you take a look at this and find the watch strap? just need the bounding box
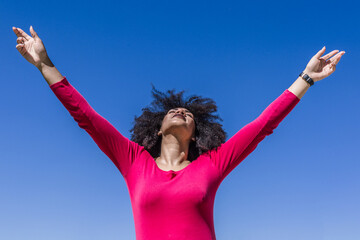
[299,72,314,86]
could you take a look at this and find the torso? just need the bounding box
[126,153,221,239]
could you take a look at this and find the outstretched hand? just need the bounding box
[12,26,49,68]
[304,46,345,82]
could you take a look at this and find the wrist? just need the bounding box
[299,70,314,87]
[303,68,323,82]
[303,69,313,79]
[37,57,54,71]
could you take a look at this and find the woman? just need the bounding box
[13,26,345,240]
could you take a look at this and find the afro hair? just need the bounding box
[130,84,227,161]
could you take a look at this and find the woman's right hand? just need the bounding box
[12,26,49,69]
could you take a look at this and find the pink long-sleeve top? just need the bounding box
[50,77,301,240]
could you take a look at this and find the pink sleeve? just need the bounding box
[207,89,301,181]
[49,77,142,178]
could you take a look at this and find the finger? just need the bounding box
[13,27,23,38]
[14,27,32,40]
[330,63,336,72]
[30,26,39,40]
[330,51,345,65]
[13,27,31,40]
[17,37,25,44]
[320,50,339,61]
[12,26,18,35]
[16,43,24,49]
[12,26,21,37]
[16,44,26,55]
[314,46,326,59]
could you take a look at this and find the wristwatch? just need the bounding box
[299,72,314,86]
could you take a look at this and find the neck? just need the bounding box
[157,134,191,166]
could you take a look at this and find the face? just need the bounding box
[158,107,196,141]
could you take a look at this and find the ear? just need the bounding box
[157,130,162,136]
[191,137,196,142]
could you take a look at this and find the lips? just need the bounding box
[172,114,186,120]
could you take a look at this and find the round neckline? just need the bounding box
[153,158,192,173]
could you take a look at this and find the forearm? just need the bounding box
[37,57,64,86]
[287,76,310,100]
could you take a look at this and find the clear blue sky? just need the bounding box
[1,0,359,239]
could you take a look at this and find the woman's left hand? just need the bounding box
[303,46,345,82]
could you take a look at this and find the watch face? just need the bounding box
[299,72,313,86]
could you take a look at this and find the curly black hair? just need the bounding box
[130,84,227,161]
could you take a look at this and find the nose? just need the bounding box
[175,109,185,115]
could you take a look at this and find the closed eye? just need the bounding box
[168,110,193,118]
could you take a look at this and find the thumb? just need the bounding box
[30,25,39,40]
[313,46,326,59]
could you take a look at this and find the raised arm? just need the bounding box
[207,47,345,181]
[208,89,300,181]
[49,77,144,178]
[12,26,143,178]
